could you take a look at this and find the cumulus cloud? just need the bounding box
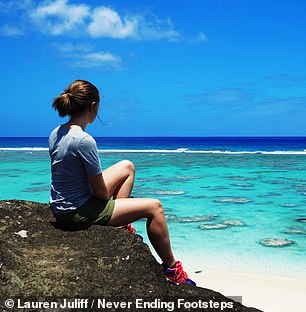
[26,0,180,41]
[1,0,206,42]
[88,6,137,39]
[30,0,90,35]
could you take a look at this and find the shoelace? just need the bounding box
[173,261,189,283]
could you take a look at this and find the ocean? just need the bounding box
[1,137,306,279]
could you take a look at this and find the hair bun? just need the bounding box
[52,93,72,117]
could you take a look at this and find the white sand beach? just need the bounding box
[149,242,306,312]
[187,265,306,312]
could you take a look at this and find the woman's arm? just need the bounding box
[88,173,109,200]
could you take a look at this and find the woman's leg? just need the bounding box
[108,197,176,267]
[102,160,135,199]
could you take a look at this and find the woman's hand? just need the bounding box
[88,173,109,200]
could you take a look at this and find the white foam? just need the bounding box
[98,149,306,155]
[0,147,48,151]
[1,147,306,155]
[97,148,190,153]
[185,150,306,155]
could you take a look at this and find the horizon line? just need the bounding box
[1,136,306,139]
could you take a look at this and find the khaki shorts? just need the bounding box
[53,197,115,230]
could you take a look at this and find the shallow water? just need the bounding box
[0,137,306,278]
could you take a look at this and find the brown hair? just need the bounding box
[52,80,100,117]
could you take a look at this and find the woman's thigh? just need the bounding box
[108,198,162,227]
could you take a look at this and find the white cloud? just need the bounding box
[88,8,180,41]
[75,52,122,68]
[27,0,180,41]
[53,42,122,69]
[1,0,185,41]
[0,24,24,36]
[88,6,137,39]
[132,14,180,41]
[30,0,90,35]
[53,42,94,53]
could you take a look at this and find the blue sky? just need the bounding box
[0,0,305,136]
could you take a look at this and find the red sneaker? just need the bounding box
[124,223,136,234]
[123,223,143,240]
[164,261,196,286]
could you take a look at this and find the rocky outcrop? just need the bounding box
[0,200,261,311]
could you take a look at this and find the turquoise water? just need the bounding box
[0,142,306,278]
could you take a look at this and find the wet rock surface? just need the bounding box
[258,238,295,247]
[0,200,261,312]
[200,224,228,230]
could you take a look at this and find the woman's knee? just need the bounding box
[119,160,135,176]
[149,199,164,216]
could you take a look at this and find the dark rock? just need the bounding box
[296,217,306,223]
[0,200,261,312]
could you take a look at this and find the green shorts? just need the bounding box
[53,197,115,229]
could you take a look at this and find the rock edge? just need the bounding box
[0,200,261,312]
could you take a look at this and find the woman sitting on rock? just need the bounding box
[49,79,195,286]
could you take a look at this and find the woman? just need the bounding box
[49,79,195,286]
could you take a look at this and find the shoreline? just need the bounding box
[185,263,306,312]
[148,246,306,312]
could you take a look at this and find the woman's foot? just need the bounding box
[124,223,136,234]
[123,223,143,240]
[164,261,196,286]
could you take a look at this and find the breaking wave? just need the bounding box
[1,147,306,155]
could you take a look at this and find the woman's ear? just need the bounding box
[91,101,98,112]
[89,102,99,123]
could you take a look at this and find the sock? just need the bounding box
[163,261,177,270]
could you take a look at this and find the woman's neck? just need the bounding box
[68,114,89,130]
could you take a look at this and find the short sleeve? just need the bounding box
[77,135,102,176]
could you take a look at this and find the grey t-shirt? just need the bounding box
[48,125,102,214]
